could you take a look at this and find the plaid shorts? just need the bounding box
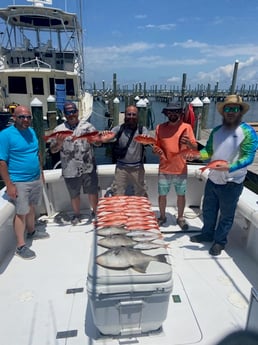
[158,173,187,196]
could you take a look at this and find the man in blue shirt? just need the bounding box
[0,105,49,260]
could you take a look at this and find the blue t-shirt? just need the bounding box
[0,125,40,182]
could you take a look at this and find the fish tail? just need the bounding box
[155,254,170,265]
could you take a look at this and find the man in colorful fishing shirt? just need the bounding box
[189,95,258,255]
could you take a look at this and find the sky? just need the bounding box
[2,0,258,91]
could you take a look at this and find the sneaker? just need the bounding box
[27,230,50,240]
[71,215,81,226]
[91,211,96,222]
[177,218,189,230]
[15,245,36,260]
[190,234,213,243]
[209,243,225,256]
[158,217,167,226]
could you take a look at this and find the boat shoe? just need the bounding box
[209,243,225,256]
[176,218,189,230]
[158,217,167,226]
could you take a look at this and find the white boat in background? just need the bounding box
[0,163,258,344]
[0,0,92,119]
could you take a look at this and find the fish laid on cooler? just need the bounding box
[97,234,168,250]
[97,226,129,237]
[96,247,170,273]
[97,234,138,249]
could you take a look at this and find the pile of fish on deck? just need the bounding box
[95,196,170,273]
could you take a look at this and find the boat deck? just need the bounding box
[0,206,257,345]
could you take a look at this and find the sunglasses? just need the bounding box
[64,109,77,116]
[223,106,241,113]
[17,115,33,120]
[167,109,181,114]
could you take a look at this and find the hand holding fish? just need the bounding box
[98,130,116,143]
[134,134,157,146]
[179,148,200,161]
[199,160,229,173]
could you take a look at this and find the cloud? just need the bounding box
[138,23,176,30]
[135,14,147,19]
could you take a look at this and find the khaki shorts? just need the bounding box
[14,179,43,215]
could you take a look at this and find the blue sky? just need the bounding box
[2,0,258,91]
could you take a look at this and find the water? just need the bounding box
[90,98,258,165]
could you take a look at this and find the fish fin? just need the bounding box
[156,254,171,265]
[132,263,149,273]
[199,167,206,173]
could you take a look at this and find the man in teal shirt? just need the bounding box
[0,105,49,260]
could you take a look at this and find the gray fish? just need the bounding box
[96,247,170,273]
[97,227,129,237]
[97,235,137,249]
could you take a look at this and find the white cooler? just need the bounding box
[87,242,173,336]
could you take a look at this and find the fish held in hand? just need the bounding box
[96,247,170,273]
[43,130,73,142]
[134,135,157,145]
[99,131,116,142]
[177,148,200,160]
[199,159,228,173]
[72,131,99,142]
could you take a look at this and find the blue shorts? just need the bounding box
[158,173,187,196]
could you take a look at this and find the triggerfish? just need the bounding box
[96,247,170,273]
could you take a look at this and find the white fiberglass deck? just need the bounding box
[0,206,257,345]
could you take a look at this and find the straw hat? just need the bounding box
[217,94,249,115]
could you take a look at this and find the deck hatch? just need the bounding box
[66,287,84,294]
[56,330,78,339]
[172,295,181,303]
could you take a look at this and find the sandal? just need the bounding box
[158,217,167,226]
[177,218,189,230]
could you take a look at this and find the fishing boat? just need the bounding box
[0,162,258,345]
[0,0,92,123]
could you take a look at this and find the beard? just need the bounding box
[223,114,242,128]
[168,115,180,123]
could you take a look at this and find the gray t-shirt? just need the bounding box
[112,125,148,167]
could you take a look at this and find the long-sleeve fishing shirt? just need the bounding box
[199,122,258,184]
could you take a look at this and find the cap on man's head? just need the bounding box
[162,102,185,114]
[63,101,78,112]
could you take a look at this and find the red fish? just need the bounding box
[199,160,228,173]
[43,130,73,142]
[72,131,99,142]
[99,131,116,142]
[177,148,200,159]
[134,135,157,145]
